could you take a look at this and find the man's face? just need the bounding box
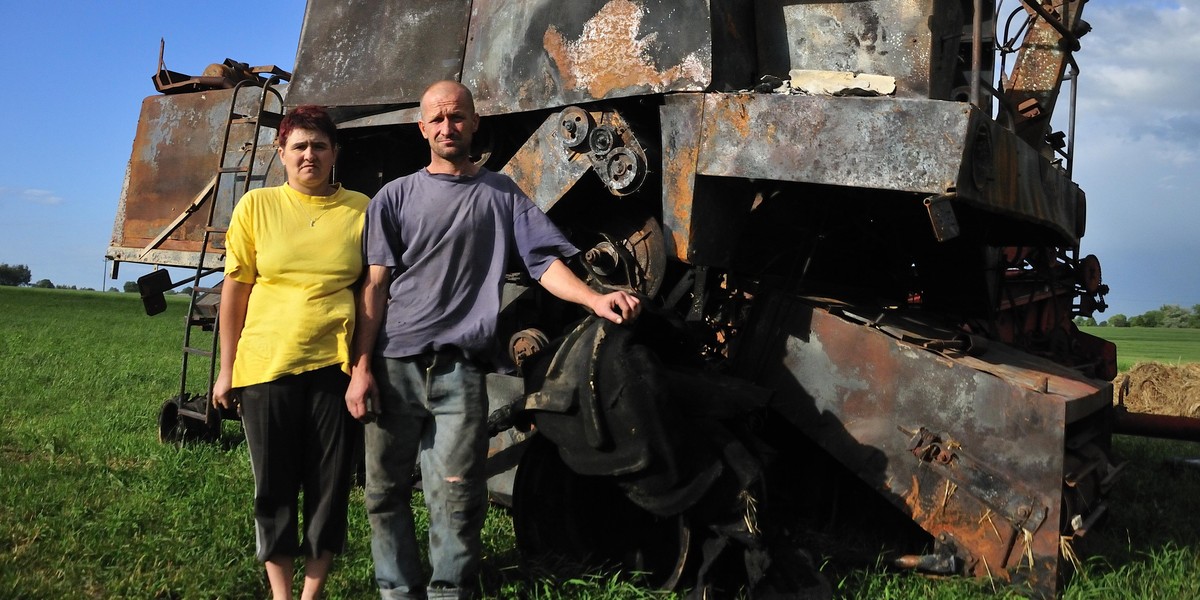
[418,86,480,162]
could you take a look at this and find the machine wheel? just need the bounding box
[157,398,183,443]
[512,436,692,590]
[180,395,222,442]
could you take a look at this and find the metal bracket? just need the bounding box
[924,194,960,242]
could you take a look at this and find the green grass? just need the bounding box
[3,286,1200,598]
[1079,326,1200,372]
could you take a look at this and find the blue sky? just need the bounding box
[0,1,1196,320]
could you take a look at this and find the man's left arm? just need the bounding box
[537,259,641,324]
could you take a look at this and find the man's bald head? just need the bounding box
[420,80,476,120]
[418,80,481,174]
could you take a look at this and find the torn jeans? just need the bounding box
[364,351,488,600]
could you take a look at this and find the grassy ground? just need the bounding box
[2,287,1199,598]
[1080,326,1200,372]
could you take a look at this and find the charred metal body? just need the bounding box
[110,1,1121,597]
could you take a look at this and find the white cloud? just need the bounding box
[1079,2,1200,120]
[0,187,64,206]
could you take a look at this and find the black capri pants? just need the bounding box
[239,365,357,562]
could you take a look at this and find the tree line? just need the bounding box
[1076,304,1200,328]
[1,262,109,291]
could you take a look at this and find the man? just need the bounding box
[346,80,640,599]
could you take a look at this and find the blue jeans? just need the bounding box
[364,352,488,600]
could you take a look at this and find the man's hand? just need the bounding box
[589,289,642,325]
[539,259,644,325]
[345,369,380,422]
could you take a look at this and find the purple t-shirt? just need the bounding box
[364,168,578,359]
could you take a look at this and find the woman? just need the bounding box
[212,105,369,600]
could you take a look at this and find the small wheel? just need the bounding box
[158,399,182,443]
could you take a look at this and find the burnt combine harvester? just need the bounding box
[109,0,1116,596]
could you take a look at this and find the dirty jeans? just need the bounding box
[364,352,488,600]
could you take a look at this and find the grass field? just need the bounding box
[3,286,1200,599]
[1079,326,1200,372]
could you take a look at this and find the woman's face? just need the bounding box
[278,127,336,193]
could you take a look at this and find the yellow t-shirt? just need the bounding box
[224,183,370,388]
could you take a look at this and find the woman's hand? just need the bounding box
[212,371,238,409]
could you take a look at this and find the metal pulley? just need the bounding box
[580,210,666,297]
[554,106,648,196]
[557,106,592,149]
[589,125,617,157]
[604,148,642,194]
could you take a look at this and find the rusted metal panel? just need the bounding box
[1004,0,1087,149]
[288,0,471,109]
[696,93,969,193]
[735,295,1111,594]
[960,115,1081,244]
[685,92,1078,244]
[462,0,713,114]
[659,93,756,266]
[755,0,963,99]
[660,94,705,263]
[499,110,594,214]
[107,88,284,269]
[290,0,717,115]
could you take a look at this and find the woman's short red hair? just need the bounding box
[278,105,337,148]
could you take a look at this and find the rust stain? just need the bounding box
[666,172,692,262]
[543,0,705,98]
[905,474,925,520]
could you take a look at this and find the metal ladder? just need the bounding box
[161,67,290,442]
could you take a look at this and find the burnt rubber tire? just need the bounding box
[511,436,692,590]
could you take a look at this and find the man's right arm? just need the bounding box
[345,264,389,421]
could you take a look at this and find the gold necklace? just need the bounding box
[295,200,328,227]
[288,187,336,227]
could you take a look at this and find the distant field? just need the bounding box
[1079,326,1200,371]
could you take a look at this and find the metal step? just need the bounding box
[178,406,208,421]
[258,110,283,129]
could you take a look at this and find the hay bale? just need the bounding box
[1116,362,1200,417]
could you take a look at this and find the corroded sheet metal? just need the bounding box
[686,92,1078,243]
[755,0,963,99]
[108,88,284,269]
[463,0,713,114]
[695,93,969,192]
[736,295,1112,596]
[288,0,471,108]
[660,94,705,263]
[659,93,756,266]
[1004,0,1086,149]
[499,110,594,213]
[963,116,1081,244]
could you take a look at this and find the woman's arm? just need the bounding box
[212,276,252,409]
